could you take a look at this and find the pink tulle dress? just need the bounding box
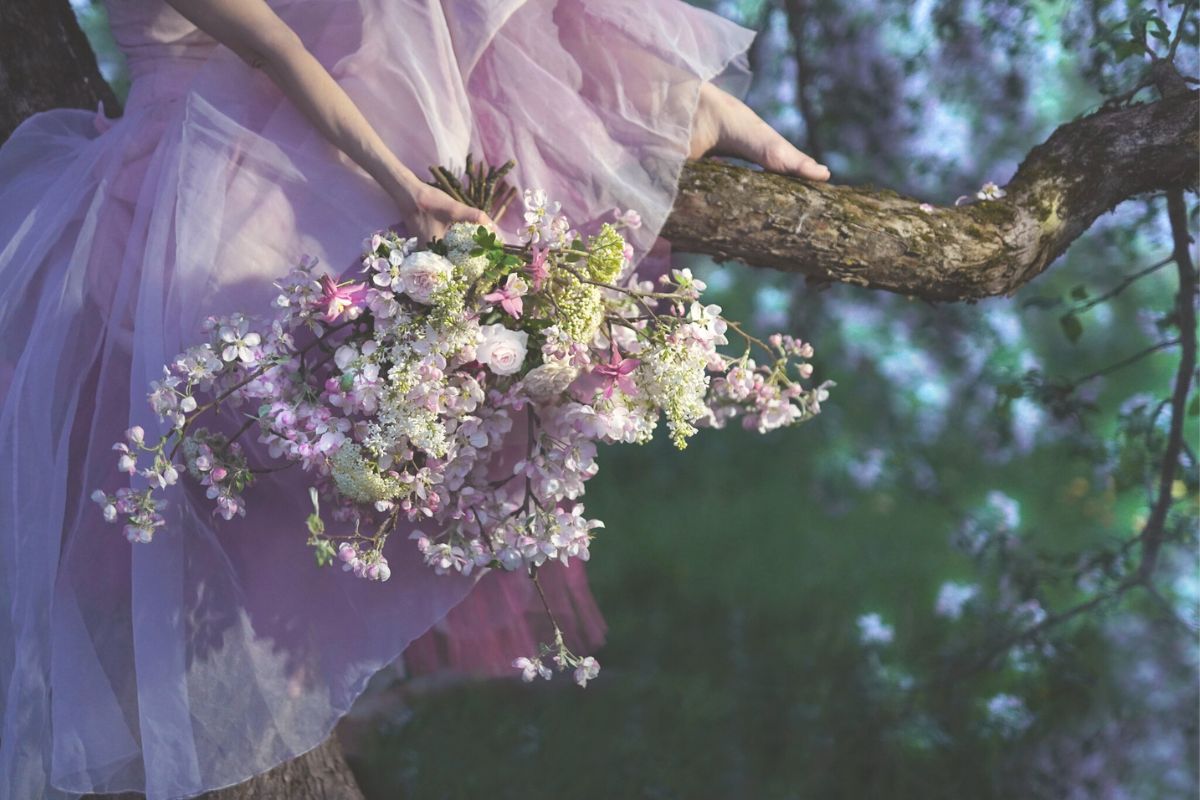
[0,1,753,797]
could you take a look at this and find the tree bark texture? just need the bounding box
[0,0,120,140]
[664,90,1199,301]
[88,734,365,800]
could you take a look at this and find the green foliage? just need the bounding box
[348,2,1198,794]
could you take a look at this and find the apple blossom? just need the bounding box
[97,189,831,687]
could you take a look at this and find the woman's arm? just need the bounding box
[166,0,493,242]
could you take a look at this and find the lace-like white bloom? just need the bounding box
[330,443,406,504]
[639,344,709,449]
[521,361,580,400]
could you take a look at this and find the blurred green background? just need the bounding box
[73,1,1199,797]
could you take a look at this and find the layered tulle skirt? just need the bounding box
[0,1,753,797]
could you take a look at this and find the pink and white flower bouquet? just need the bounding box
[94,186,832,685]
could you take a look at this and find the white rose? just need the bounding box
[398,251,453,304]
[477,324,528,376]
[521,361,580,400]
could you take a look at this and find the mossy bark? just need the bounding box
[664,91,1199,301]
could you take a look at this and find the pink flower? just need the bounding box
[483,274,529,319]
[593,343,639,399]
[526,245,550,291]
[513,656,552,682]
[318,275,368,323]
[573,656,600,687]
[612,208,642,229]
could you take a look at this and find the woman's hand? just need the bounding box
[689,82,830,182]
[390,181,498,245]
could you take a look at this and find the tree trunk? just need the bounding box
[3,4,364,800]
[0,0,120,137]
[90,734,364,800]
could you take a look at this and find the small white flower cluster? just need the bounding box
[512,629,601,688]
[954,180,1008,206]
[934,581,979,620]
[520,188,571,248]
[857,612,895,646]
[98,190,832,686]
[984,693,1034,737]
[336,541,391,582]
[92,426,175,542]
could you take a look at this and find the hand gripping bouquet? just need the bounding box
[94,159,833,686]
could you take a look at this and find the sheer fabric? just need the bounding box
[0,1,754,797]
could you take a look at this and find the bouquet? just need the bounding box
[93,160,832,686]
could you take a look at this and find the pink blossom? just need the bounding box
[317,275,368,323]
[526,245,550,291]
[592,344,639,399]
[612,207,642,229]
[573,656,600,687]
[483,274,529,319]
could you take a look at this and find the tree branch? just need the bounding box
[1138,187,1197,580]
[4,3,1195,308]
[931,188,1198,686]
[663,90,1199,301]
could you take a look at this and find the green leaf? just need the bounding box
[1059,312,1084,343]
[1069,284,1089,301]
[311,537,335,567]
[1113,39,1147,62]
[1188,394,1199,417]
[997,381,1025,400]
[474,227,497,248]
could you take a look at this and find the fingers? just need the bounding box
[761,141,830,182]
[796,155,831,182]
[782,146,830,182]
